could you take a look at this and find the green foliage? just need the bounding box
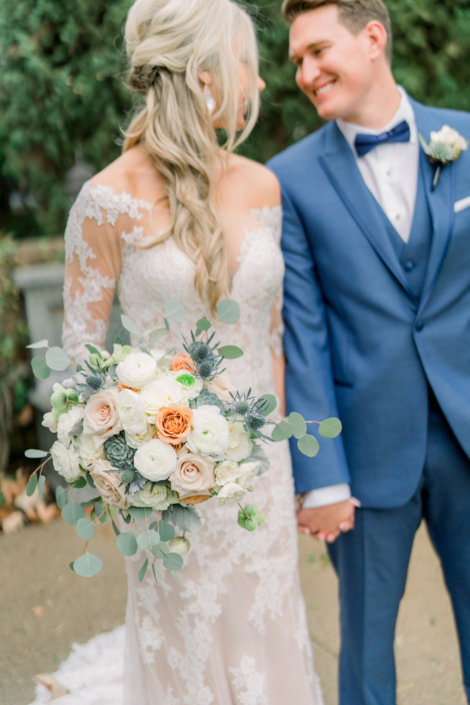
[0,237,28,381]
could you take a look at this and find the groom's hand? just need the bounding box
[296,501,357,544]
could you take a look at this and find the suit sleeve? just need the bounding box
[280,188,350,494]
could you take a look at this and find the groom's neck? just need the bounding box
[340,68,401,129]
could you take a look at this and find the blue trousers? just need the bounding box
[328,399,470,704]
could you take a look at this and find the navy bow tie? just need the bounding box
[354,120,411,157]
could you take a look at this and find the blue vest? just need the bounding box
[373,165,433,302]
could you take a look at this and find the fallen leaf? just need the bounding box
[2,511,25,534]
[397,682,414,693]
[31,606,44,617]
[34,674,69,698]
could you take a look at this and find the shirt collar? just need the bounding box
[336,86,417,150]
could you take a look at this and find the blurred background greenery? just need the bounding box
[0,0,470,480]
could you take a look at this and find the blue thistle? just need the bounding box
[183,331,225,381]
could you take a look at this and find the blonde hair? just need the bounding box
[123,0,260,314]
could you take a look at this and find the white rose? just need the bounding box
[431,125,468,155]
[134,438,177,482]
[117,389,147,435]
[171,370,203,400]
[133,483,171,510]
[217,482,247,506]
[214,460,241,486]
[78,434,105,469]
[237,461,261,489]
[51,441,82,483]
[141,378,189,421]
[125,425,156,449]
[226,421,253,462]
[170,450,215,499]
[57,405,85,446]
[186,405,230,457]
[203,372,235,403]
[42,412,58,433]
[116,352,157,389]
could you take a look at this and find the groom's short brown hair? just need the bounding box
[282,0,392,64]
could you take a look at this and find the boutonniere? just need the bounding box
[419,125,468,190]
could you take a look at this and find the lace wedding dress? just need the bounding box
[52,181,323,705]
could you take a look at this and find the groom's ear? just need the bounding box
[362,20,389,62]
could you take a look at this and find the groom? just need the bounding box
[268,0,470,702]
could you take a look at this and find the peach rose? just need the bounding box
[180,494,211,505]
[91,459,130,510]
[83,388,122,444]
[171,355,195,373]
[155,406,194,445]
[170,450,215,500]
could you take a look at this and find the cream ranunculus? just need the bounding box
[225,421,253,462]
[186,405,230,457]
[203,372,235,403]
[133,483,171,510]
[83,388,122,444]
[140,378,189,422]
[125,425,156,449]
[217,482,247,506]
[431,125,469,157]
[42,411,58,433]
[117,389,147,435]
[170,451,215,500]
[134,438,177,482]
[78,434,106,470]
[57,405,85,446]
[116,352,157,389]
[171,371,203,400]
[214,460,241,486]
[51,441,82,483]
[236,460,261,489]
[91,459,130,510]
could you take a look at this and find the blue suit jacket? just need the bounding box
[268,98,470,508]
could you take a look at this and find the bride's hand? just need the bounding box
[296,500,357,544]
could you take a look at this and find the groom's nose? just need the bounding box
[297,57,321,90]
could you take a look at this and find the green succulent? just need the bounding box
[104,433,135,468]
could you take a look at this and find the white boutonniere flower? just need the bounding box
[419,125,468,190]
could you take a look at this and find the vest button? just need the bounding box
[404,260,415,272]
[415,320,425,332]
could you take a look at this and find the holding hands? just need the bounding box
[297,499,360,544]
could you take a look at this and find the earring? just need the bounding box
[204,84,216,115]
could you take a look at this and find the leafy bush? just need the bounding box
[1,0,470,233]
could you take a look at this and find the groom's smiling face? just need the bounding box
[289,5,385,123]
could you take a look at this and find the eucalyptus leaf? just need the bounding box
[129,506,152,521]
[271,421,293,442]
[46,347,71,372]
[217,299,240,324]
[137,530,160,552]
[121,314,142,336]
[218,345,244,360]
[55,486,66,510]
[319,418,343,439]
[150,328,168,345]
[171,571,181,584]
[151,563,158,585]
[288,412,307,440]
[244,443,270,476]
[77,517,95,540]
[257,394,277,417]
[27,339,49,350]
[73,476,87,489]
[25,449,48,459]
[37,475,46,500]
[115,336,124,346]
[162,505,202,535]
[297,434,320,458]
[116,531,138,557]
[74,552,103,578]
[196,317,211,332]
[158,520,175,543]
[165,300,186,323]
[69,561,76,573]
[87,473,96,489]
[31,357,50,380]
[26,473,38,497]
[94,502,106,523]
[85,344,102,358]
[111,518,121,537]
[138,557,149,582]
[163,552,184,572]
[62,502,85,526]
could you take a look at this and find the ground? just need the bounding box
[0,521,466,705]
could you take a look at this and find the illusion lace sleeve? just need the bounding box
[62,183,123,363]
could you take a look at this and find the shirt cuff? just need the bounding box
[302,484,351,509]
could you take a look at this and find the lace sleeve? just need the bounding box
[62,183,123,363]
[266,207,284,357]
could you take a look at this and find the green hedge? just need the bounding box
[1,0,470,233]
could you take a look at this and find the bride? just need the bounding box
[60,0,323,702]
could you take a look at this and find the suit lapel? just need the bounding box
[411,100,456,312]
[318,123,413,296]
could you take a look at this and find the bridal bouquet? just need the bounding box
[25,299,341,583]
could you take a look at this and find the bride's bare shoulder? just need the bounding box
[89,144,166,201]
[217,154,281,210]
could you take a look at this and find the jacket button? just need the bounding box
[415,320,425,332]
[404,260,415,272]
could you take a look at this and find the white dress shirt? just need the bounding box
[303,87,420,510]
